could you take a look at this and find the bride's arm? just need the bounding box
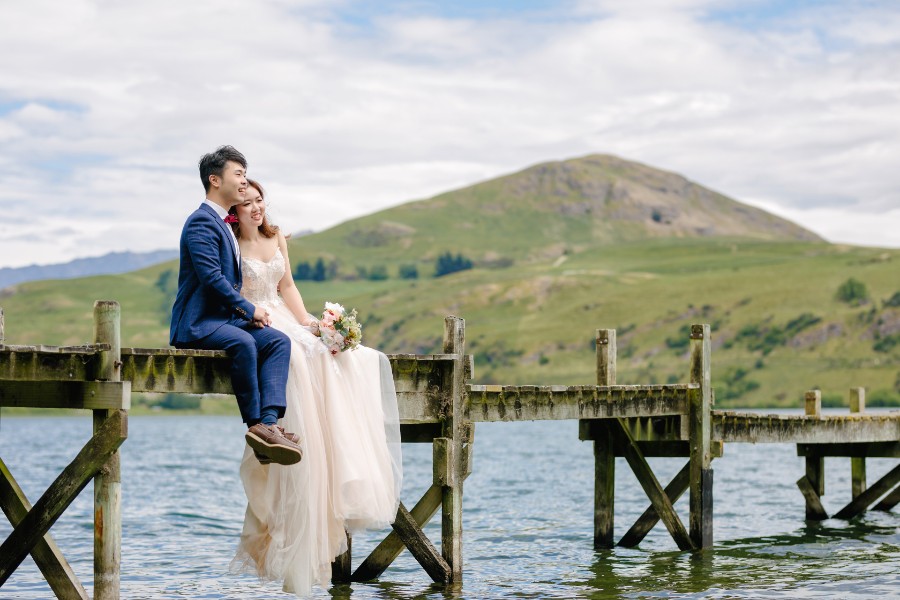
[276,232,317,327]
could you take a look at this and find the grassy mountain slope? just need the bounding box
[1,156,896,408]
[285,154,821,272]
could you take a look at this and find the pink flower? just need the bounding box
[224,214,238,224]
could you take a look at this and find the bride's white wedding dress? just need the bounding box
[229,248,402,596]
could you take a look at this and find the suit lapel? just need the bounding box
[200,203,241,274]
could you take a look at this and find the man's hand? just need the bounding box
[252,306,271,328]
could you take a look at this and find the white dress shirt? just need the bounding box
[203,199,241,263]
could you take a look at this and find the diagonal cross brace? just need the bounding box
[618,461,690,547]
[614,419,696,551]
[0,458,89,600]
[388,502,451,583]
[0,410,127,586]
[353,484,443,581]
[834,463,900,520]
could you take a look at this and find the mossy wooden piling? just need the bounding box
[2,301,899,598]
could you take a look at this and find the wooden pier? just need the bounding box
[1,302,898,599]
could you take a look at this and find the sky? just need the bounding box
[1,0,899,268]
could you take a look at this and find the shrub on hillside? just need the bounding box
[434,252,473,277]
[398,263,419,279]
[873,333,900,353]
[883,291,900,308]
[835,277,869,305]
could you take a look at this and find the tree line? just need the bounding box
[293,251,478,281]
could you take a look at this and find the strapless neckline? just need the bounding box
[242,247,282,265]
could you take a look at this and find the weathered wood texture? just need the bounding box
[0,380,131,410]
[712,412,900,444]
[688,324,713,549]
[0,458,89,600]
[93,299,123,600]
[391,502,451,583]
[618,461,690,548]
[440,317,467,582]
[850,388,867,499]
[590,329,616,549]
[874,484,900,512]
[353,485,443,582]
[616,420,694,551]
[0,345,107,383]
[803,391,825,516]
[0,410,127,586]
[833,464,900,520]
[467,384,692,422]
[796,475,829,520]
[330,534,351,584]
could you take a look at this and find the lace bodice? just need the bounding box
[241,247,285,307]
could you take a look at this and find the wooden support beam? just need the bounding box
[589,328,615,549]
[850,388,866,499]
[688,324,713,549]
[797,442,900,458]
[803,390,825,519]
[390,502,451,583]
[467,384,691,422]
[580,416,686,444]
[833,464,900,520]
[0,410,128,586]
[330,533,351,584]
[712,412,899,444]
[873,484,900,512]
[0,380,131,410]
[353,485,443,582]
[796,475,829,521]
[618,461,690,548]
[615,419,695,551]
[0,459,89,600]
[440,317,466,582]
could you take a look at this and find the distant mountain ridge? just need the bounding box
[290,154,822,271]
[0,249,178,290]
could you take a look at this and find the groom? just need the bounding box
[170,145,301,466]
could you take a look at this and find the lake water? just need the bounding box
[0,414,898,599]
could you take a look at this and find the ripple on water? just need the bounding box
[0,417,897,599]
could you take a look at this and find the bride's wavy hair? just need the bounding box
[229,179,279,239]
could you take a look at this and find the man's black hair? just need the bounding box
[198,145,247,193]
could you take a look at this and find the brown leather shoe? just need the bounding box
[276,426,300,445]
[245,424,303,465]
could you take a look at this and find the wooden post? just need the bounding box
[849,388,866,500]
[0,307,5,344]
[688,324,713,549]
[592,329,616,548]
[804,390,825,519]
[440,316,466,582]
[93,301,122,600]
[330,533,351,584]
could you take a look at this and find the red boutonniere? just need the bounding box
[224,214,238,224]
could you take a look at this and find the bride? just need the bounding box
[227,179,402,596]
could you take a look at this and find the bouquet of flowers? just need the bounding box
[316,302,362,355]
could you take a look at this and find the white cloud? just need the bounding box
[0,0,899,268]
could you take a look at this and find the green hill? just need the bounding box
[1,155,897,409]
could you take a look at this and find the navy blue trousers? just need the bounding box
[179,323,291,425]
